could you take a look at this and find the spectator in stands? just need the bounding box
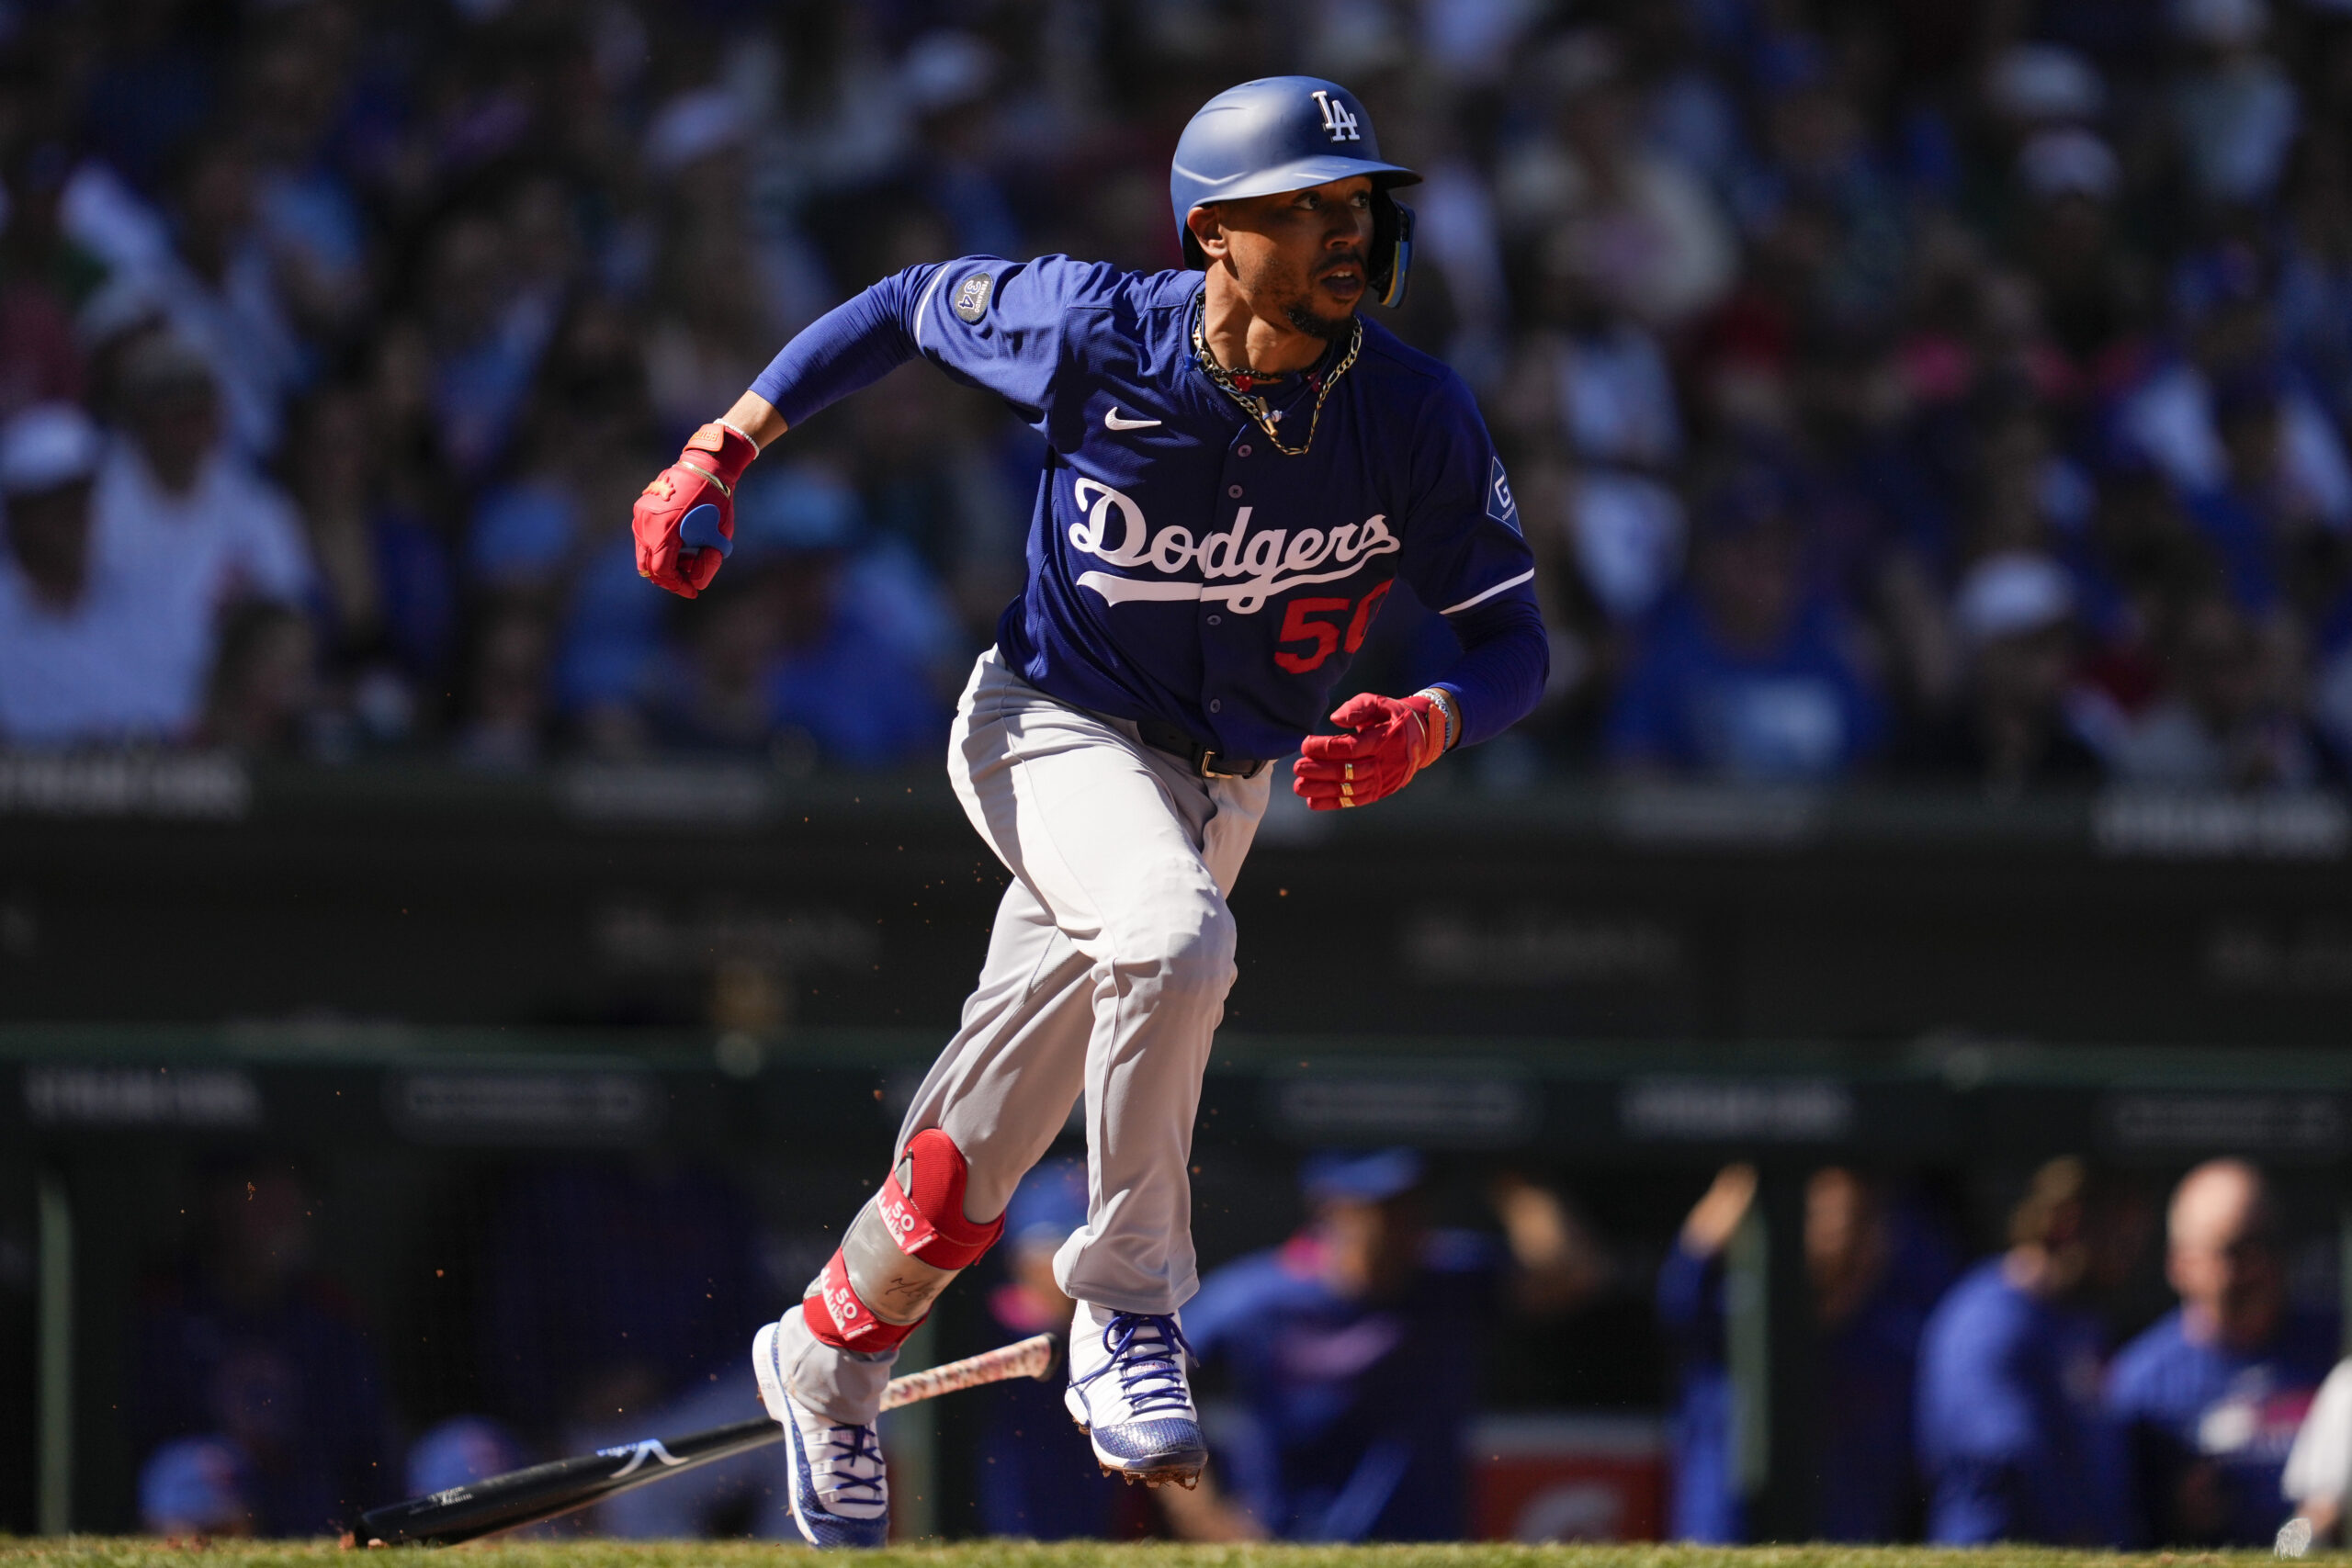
[2184,368,2322,620]
[2277,141,2352,435]
[2170,0,2301,211]
[2013,127,2146,372]
[416,212,559,480]
[2102,592,2319,787]
[0,401,214,744]
[479,1158,794,1539]
[454,603,553,770]
[843,363,1027,664]
[1807,1168,1960,1541]
[479,1158,764,1438]
[1657,1163,1753,1543]
[0,144,101,417]
[1917,1156,2129,1545]
[81,130,303,458]
[1173,1151,1594,1541]
[1608,464,1884,780]
[651,461,944,766]
[404,1416,526,1499]
[80,332,315,738]
[200,600,320,754]
[2067,467,2209,701]
[1497,31,1737,332]
[1898,552,2104,791]
[132,1153,390,1537]
[1521,232,1688,631]
[238,23,373,350]
[281,383,457,743]
[467,297,655,604]
[139,1436,254,1539]
[2108,1159,2336,1547]
[94,331,311,611]
[4,0,2352,781]
[1658,1164,1959,1541]
[2117,243,2352,539]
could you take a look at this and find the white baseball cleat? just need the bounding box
[752,1321,888,1548]
[1062,1301,1207,1487]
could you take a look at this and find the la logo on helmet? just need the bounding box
[1310,89,1360,142]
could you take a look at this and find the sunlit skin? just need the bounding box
[2167,1157,2285,1351]
[1186,174,1376,373]
[714,175,1379,448]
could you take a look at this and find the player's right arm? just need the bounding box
[632,256,1089,597]
[1292,369,1548,809]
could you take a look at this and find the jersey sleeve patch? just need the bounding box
[953,272,995,322]
[1486,456,1519,530]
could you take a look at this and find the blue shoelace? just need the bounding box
[817,1424,886,1507]
[1073,1312,1195,1417]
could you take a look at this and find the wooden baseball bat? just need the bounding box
[346,1332,1058,1547]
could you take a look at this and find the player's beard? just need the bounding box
[1283,299,1357,342]
[1270,247,1366,343]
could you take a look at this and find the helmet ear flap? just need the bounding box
[1370,192,1414,308]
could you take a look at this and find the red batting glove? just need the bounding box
[632,421,759,598]
[1292,691,1450,810]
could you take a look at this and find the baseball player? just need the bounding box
[630,76,1547,1548]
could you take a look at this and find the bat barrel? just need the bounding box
[355,1417,780,1546]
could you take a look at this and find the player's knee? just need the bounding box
[1124,905,1237,1001]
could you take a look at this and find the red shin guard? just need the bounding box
[879,1128,1006,1268]
[804,1250,902,1352]
[802,1129,1007,1354]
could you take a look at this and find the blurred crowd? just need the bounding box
[1661,1155,2352,1551]
[10,0,2352,787]
[125,1144,2352,1546]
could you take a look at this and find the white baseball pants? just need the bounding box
[779,646,1270,1423]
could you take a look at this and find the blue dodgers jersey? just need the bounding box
[2106,1307,2337,1546]
[887,256,1535,759]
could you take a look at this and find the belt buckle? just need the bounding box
[1199,750,1258,780]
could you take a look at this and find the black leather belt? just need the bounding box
[1135,717,1269,779]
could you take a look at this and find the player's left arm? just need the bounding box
[1292,381,1546,811]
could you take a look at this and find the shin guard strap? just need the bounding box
[880,1128,1006,1269]
[802,1252,921,1355]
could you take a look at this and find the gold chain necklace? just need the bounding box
[1189,290,1362,458]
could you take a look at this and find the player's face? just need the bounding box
[1213,175,1376,339]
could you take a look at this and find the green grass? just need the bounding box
[0,1543,2311,1568]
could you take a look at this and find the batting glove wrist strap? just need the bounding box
[1415,685,1460,754]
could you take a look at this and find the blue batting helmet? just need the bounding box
[1170,76,1420,308]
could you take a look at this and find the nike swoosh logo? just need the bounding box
[1104,408,1161,430]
